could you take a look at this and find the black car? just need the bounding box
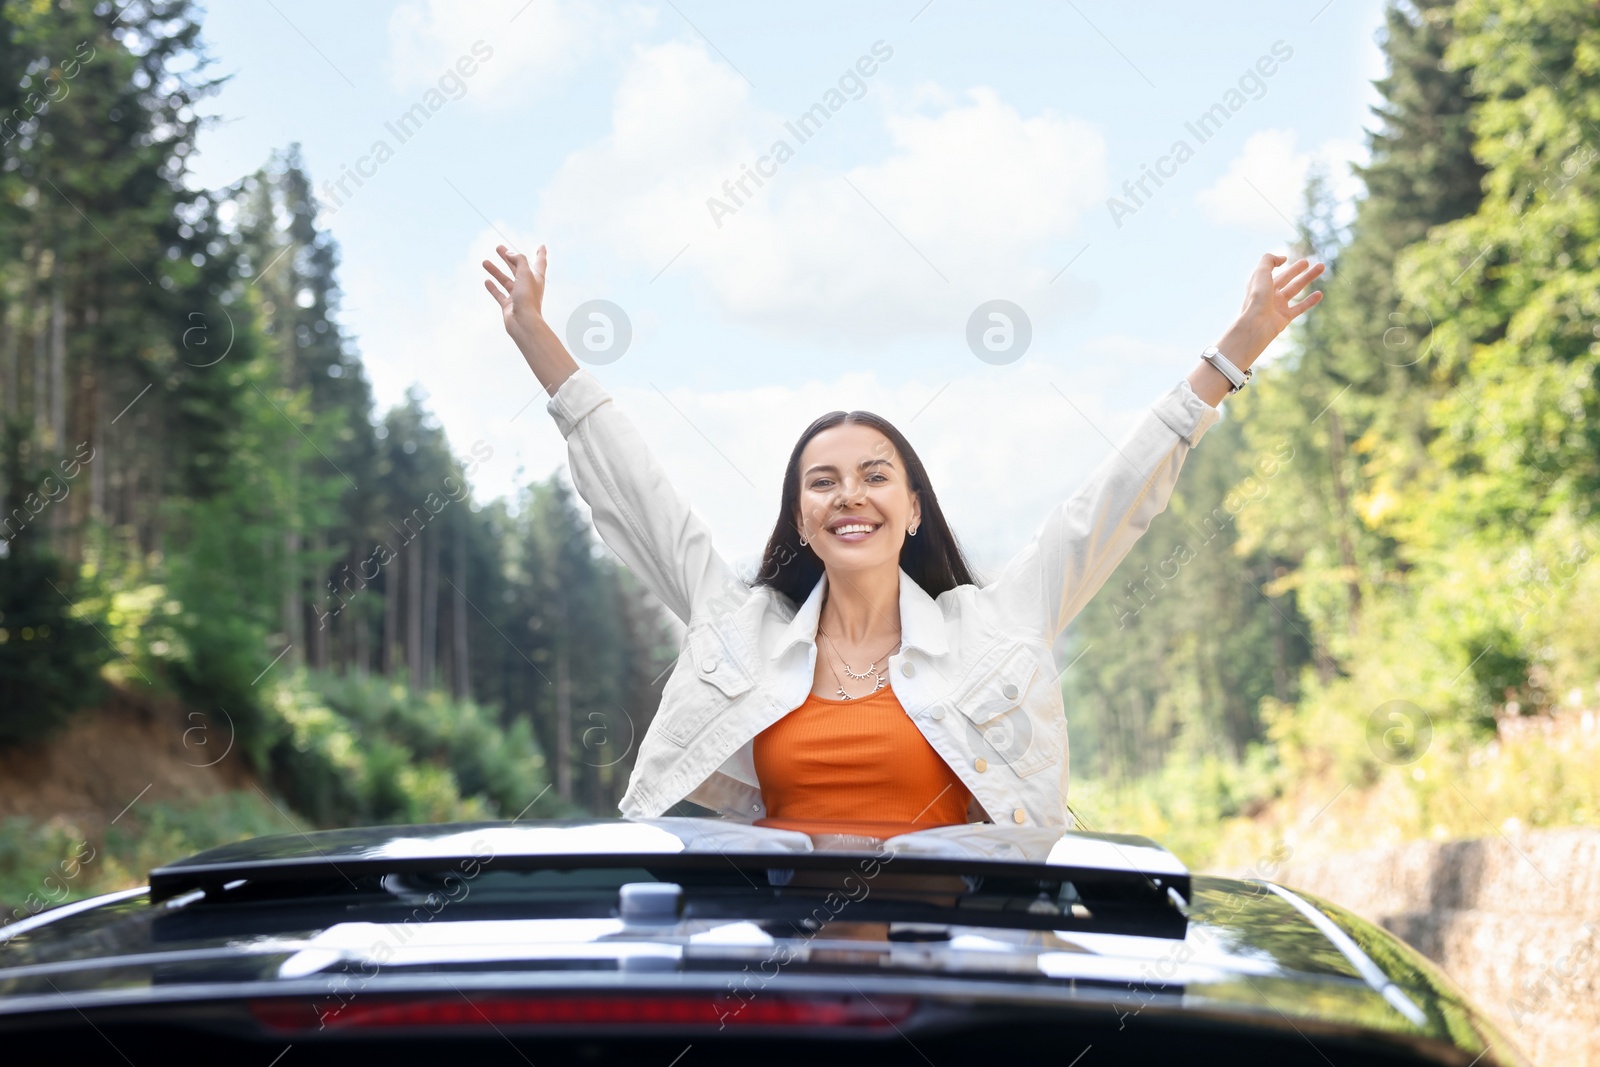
[0,818,1531,1065]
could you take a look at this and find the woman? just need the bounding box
[483,246,1323,839]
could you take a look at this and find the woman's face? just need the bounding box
[794,422,921,576]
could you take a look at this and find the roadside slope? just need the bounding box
[0,687,261,831]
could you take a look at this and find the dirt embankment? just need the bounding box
[1267,829,1600,1067]
[0,687,261,836]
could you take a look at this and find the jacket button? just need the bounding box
[1002,682,1018,700]
[901,661,915,677]
[930,706,945,721]
[1013,808,1026,824]
[973,758,988,773]
[700,658,718,673]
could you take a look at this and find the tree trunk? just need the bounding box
[124,454,142,553]
[49,278,65,454]
[422,524,439,689]
[1272,570,1290,705]
[311,529,329,670]
[383,546,399,677]
[88,370,104,528]
[1325,407,1363,635]
[282,459,303,668]
[354,552,371,677]
[1128,685,1146,779]
[1313,640,1337,685]
[21,241,41,449]
[407,533,423,690]
[32,290,46,452]
[557,645,572,803]
[65,362,95,566]
[453,515,470,700]
[2,299,16,425]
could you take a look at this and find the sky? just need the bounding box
[185,0,1389,581]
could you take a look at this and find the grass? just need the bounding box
[0,791,285,926]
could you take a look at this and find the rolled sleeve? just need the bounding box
[1153,377,1223,447]
[545,368,611,438]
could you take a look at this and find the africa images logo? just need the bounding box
[705,40,894,228]
[1106,40,1294,229]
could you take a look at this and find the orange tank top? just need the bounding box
[752,683,974,839]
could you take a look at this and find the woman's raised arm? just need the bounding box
[484,245,745,626]
[976,252,1325,641]
[483,245,581,397]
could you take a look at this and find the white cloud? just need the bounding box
[346,39,1188,577]
[1193,128,1365,233]
[385,0,640,104]
[533,39,1109,341]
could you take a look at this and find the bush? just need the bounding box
[0,793,289,924]
[262,668,559,828]
[0,547,112,744]
[0,815,93,927]
[1071,743,1279,869]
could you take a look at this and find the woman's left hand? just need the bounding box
[1189,253,1327,407]
[1226,253,1326,367]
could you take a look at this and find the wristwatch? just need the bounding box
[1200,345,1253,394]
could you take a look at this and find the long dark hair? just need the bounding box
[752,409,979,607]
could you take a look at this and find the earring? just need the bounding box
[908,524,918,537]
[798,529,810,547]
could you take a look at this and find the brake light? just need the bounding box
[251,993,914,1031]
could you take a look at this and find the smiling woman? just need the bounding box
[481,243,1324,837]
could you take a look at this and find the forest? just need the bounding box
[0,0,680,908]
[1064,0,1600,865]
[2,0,1598,913]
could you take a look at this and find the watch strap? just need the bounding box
[1201,345,1252,393]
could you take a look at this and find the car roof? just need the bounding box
[142,818,1191,901]
[0,817,1528,1065]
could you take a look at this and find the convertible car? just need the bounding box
[0,818,1530,1065]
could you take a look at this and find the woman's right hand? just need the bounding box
[483,243,547,343]
[482,243,579,396]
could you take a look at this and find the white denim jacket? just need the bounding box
[545,369,1221,828]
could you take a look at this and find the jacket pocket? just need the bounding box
[950,643,1056,777]
[654,618,756,747]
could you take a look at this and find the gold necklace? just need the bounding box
[817,629,901,699]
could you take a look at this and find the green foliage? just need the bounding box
[98,792,287,892]
[262,668,560,828]
[0,792,286,923]
[0,543,110,744]
[1073,0,1600,862]
[1065,387,1315,780]
[0,814,97,926]
[1063,0,1496,780]
[0,0,677,828]
[8,0,1587,864]
[1070,745,1279,869]
[1385,0,1600,710]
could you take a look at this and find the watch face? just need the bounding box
[1206,353,1241,388]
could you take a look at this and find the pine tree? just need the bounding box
[1064,0,1491,787]
[1384,0,1600,712]
[1232,0,1487,653]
